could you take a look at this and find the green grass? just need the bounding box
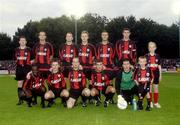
[0,73,180,125]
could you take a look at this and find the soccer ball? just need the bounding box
[117,95,127,110]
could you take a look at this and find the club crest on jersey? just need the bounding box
[25,52,28,55]
[58,74,61,77]
[78,73,81,77]
[108,48,110,51]
[71,49,73,52]
[129,45,132,48]
[156,59,158,62]
[87,48,90,52]
[146,73,150,76]
[44,48,47,51]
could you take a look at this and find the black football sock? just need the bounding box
[147,98,150,108]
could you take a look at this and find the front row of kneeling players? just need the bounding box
[19,56,154,111]
[19,58,116,108]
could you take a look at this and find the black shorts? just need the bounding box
[15,65,31,80]
[104,67,118,80]
[31,87,46,97]
[83,67,92,80]
[121,85,138,102]
[62,66,71,78]
[51,89,63,98]
[152,70,160,84]
[138,84,149,98]
[69,89,82,100]
[92,85,108,96]
[40,71,51,79]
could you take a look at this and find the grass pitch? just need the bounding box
[0,73,180,125]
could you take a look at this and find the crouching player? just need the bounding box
[133,56,154,111]
[145,41,162,108]
[90,59,115,107]
[44,60,69,107]
[67,58,90,108]
[115,59,138,105]
[22,64,46,108]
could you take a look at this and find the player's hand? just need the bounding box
[30,60,34,64]
[26,71,32,79]
[159,75,162,82]
[134,80,139,86]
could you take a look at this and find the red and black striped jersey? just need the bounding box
[96,42,115,67]
[145,53,161,71]
[15,47,31,66]
[68,70,86,90]
[23,73,45,90]
[90,71,110,91]
[115,40,137,64]
[47,71,66,90]
[133,67,154,84]
[78,43,96,66]
[33,42,54,65]
[59,43,77,65]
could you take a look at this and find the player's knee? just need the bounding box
[60,89,69,98]
[90,88,98,97]
[82,88,91,97]
[44,91,54,100]
[106,86,115,94]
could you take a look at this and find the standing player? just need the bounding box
[96,31,116,80]
[145,41,162,108]
[14,36,32,105]
[67,58,90,108]
[78,31,96,80]
[115,28,137,66]
[23,64,46,108]
[32,31,54,79]
[133,56,154,111]
[44,60,69,107]
[59,32,77,77]
[90,59,116,107]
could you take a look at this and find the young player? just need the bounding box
[90,59,116,107]
[59,32,77,77]
[44,60,69,107]
[133,56,154,111]
[66,58,90,108]
[115,28,137,66]
[145,41,162,108]
[78,31,96,80]
[14,36,32,105]
[115,59,138,105]
[32,31,54,79]
[23,64,46,108]
[96,31,117,80]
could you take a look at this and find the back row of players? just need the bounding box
[15,28,162,111]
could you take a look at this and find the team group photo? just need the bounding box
[0,0,180,125]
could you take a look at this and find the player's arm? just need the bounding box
[82,73,86,88]
[23,79,29,90]
[47,74,52,89]
[133,69,139,86]
[115,71,122,95]
[61,73,66,89]
[59,44,64,61]
[49,43,54,62]
[105,74,110,86]
[89,74,94,89]
[95,44,100,59]
[158,55,162,82]
[132,42,137,65]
